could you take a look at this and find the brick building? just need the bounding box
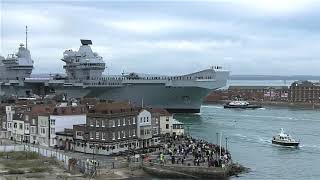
[73,102,139,155]
[289,81,320,103]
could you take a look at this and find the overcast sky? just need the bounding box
[1,0,320,75]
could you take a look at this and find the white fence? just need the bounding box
[0,144,72,169]
[0,144,128,176]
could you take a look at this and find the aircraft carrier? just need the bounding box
[0,28,229,113]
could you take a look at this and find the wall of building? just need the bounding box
[159,115,174,135]
[137,110,152,139]
[38,116,49,146]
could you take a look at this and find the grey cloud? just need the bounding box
[1,1,320,75]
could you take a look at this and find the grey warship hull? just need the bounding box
[0,75,226,113]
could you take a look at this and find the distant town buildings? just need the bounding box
[205,86,289,102]
[204,81,320,105]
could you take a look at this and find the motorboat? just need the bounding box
[224,100,262,109]
[272,128,300,147]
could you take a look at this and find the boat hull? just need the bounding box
[0,83,214,113]
[272,140,300,147]
[224,105,262,109]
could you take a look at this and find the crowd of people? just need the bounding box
[158,135,231,168]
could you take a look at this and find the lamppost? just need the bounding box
[216,132,219,145]
[91,144,95,160]
[215,132,219,163]
[225,137,228,153]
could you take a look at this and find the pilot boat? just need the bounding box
[272,128,300,147]
[224,100,262,109]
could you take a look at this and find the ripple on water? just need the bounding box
[176,106,320,180]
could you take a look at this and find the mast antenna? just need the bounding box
[25,26,28,49]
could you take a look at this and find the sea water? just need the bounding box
[174,105,320,179]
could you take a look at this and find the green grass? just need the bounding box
[0,151,39,160]
[29,167,51,173]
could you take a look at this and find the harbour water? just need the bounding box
[175,105,320,179]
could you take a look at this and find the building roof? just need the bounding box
[13,113,24,120]
[291,80,320,87]
[148,108,171,116]
[56,128,74,137]
[172,118,184,125]
[90,101,137,114]
[52,105,87,115]
[229,85,289,90]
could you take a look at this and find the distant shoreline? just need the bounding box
[203,101,320,110]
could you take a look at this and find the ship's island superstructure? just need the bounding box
[0,30,229,113]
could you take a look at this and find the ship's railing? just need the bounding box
[88,71,216,82]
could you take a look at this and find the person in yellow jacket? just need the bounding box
[160,153,164,164]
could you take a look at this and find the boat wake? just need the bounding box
[299,144,320,150]
[201,105,223,109]
[232,134,271,146]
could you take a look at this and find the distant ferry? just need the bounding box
[0,27,229,113]
[272,128,299,147]
[224,101,262,109]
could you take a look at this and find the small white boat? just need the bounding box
[224,100,262,109]
[272,128,299,147]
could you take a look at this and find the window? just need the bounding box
[133,117,136,124]
[96,119,100,127]
[156,118,159,124]
[140,117,142,123]
[112,132,115,140]
[96,132,100,139]
[112,120,115,127]
[133,130,136,137]
[140,129,144,136]
[122,130,125,138]
[76,131,83,137]
[153,127,158,135]
[166,124,169,129]
[128,118,131,125]
[14,123,17,129]
[144,117,146,123]
[51,128,55,134]
[25,124,29,131]
[118,119,120,126]
[30,126,35,134]
[8,122,11,128]
[147,117,149,122]
[25,115,29,121]
[2,122,5,129]
[20,123,23,130]
[50,119,55,125]
[101,120,105,127]
[166,117,169,121]
[118,131,121,139]
[90,131,94,139]
[32,119,36,125]
[90,119,94,127]
[123,118,126,126]
[128,129,131,137]
[7,113,11,121]
[102,132,106,140]
[41,128,46,134]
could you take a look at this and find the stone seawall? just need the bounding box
[143,163,230,179]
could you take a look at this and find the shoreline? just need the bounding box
[204,101,320,110]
